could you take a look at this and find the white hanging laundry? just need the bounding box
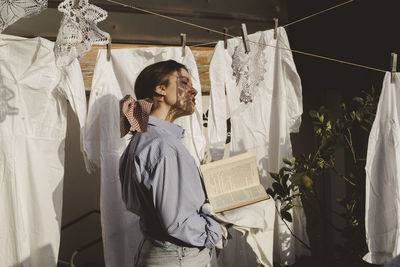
[54,0,110,67]
[364,72,400,265]
[0,0,47,32]
[208,27,309,266]
[84,46,205,267]
[0,34,86,267]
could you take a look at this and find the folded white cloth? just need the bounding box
[210,199,276,267]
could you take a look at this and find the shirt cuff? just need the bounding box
[201,213,222,248]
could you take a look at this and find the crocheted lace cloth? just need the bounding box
[231,34,266,104]
[0,0,47,32]
[54,0,110,67]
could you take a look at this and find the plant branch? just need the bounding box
[274,203,311,250]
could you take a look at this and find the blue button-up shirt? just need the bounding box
[119,116,221,248]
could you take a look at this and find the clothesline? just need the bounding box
[191,0,355,47]
[105,0,387,74]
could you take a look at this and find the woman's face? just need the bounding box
[164,68,197,118]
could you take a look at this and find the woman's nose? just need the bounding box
[191,86,198,97]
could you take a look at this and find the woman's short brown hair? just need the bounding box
[134,60,188,100]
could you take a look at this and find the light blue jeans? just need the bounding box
[135,239,211,267]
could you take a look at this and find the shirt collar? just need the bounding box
[148,116,185,139]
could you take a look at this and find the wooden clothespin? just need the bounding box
[106,37,112,62]
[240,23,250,53]
[273,17,279,39]
[223,27,228,49]
[180,33,186,57]
[390,52,397,83]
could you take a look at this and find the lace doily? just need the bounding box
[0,84,19,122]
[0,0,47,32]
[54,0,110,67]
[231,34,267,104]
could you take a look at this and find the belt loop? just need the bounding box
[178,246,183,261]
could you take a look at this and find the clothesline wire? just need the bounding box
[105,0,387,74]
[192,0,355,47]
[282,0,354,28]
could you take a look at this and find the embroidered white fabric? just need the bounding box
[0,0,47,32]
[231,35,266,104]
[54,0,110,67]
[0,78,19,122]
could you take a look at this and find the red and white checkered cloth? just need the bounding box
[120,95,153,137]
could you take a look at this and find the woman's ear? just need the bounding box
[154,85,167,96]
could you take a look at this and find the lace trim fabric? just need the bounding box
[54,0,110,67]
[0,0,47,32]
[231,34,267,104]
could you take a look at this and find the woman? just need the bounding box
[119,60,222,267]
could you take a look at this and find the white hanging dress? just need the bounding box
[208,27,309,266]
[0,34,87,267]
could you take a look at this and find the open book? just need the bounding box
[199,152,270,213]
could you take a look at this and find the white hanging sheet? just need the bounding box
[0,34,86,267]
[84,46,205,267]
[364,72,400,265]
[208,27,309,266]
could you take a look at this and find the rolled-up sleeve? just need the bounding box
[145,153,222,248]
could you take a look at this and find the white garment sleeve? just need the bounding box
[58,59,88,166]
[279,28,303,133]
[364,72,400,265]
[208,41,228,160]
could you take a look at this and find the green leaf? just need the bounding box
[266,188,275,198]
[281,210,293,222]
[282,167,293,172]
[281,204,293,213]
[350,111,356,120]
[270,172,280,182]
[353,97,364,104]
[282,174,290,187]
[355,111,362,122]
[272,182,285,197]
[282,158,292,165]
[279,168,284,177]
[326,120,332,131]
[309,110,318,118]
[318,114,325,123]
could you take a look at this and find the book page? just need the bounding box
[209,184,269,213]
[200,152,259,198]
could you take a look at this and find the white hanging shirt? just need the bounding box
[84,47,205,267]
[0,34,86,267]
[364,72,400,265]
[208,27,309,265]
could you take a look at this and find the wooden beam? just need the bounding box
[80,44,214,94]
